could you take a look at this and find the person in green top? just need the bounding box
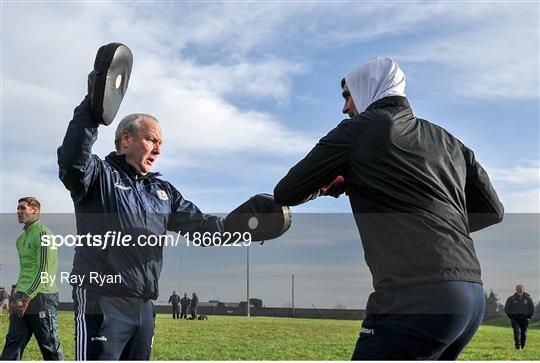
[0,197,64,360]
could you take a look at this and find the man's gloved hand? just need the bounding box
[9,293,31,318]
[320,176,346,198]
[87,70,96,97]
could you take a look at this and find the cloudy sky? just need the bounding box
[1,2,538,308]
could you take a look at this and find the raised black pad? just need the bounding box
[224,194,291,242]
[89,43,133,125]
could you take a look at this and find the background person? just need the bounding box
[504,284,535,349]
[0,197,64,360]
[274,57,504,360]
[190,293,199,320]
[168,291,181,319]
[180,293,191,319]
[0,287,9,317]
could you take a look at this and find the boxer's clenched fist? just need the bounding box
[320,175,346,198]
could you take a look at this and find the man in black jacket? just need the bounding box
[504,284,535,349]
[168,291,181,320]
[190,293,199,320]
[180,293,191,319]
[274,57,504,360]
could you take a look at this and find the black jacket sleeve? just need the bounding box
[504,296,513,318]
[274,121,353,206]
[57,96,101,202]
[527,296,535,319]
[461,145,504,232]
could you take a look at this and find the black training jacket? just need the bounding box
[169,294,181,306]
[180,297,191,308]
[58,97,223,299]
[274,96,504,291]
[505,293,535,320]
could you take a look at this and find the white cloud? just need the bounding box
[490,163,540,187]
[397,4,539,99]
[488,162,540,213]
[496,189,539,214]
[170,59,308,103]
[1,151,74,212]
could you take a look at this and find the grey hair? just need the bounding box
[114,113,159,151]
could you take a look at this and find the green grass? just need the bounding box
[482,315,540,329]
[0,313,538,360]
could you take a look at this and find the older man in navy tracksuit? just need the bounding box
[58,95,224,360]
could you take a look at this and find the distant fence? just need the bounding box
[59,302,365,320]
[176,306,365,320]
[58,302,504,321]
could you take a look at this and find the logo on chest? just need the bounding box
[156,190,169,201]
[114,182,131,191]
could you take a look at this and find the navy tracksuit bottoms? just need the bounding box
[510,318,529,348]
[352,281,485,360]
[73,287,156,360]
[172,305,180,319]
[0,293,64,360]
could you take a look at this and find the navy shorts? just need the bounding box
[352,281,485,360]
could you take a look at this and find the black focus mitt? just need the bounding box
[224,194,291,242]
[88,43,133,125]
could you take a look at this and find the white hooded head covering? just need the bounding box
[344,57,406,114]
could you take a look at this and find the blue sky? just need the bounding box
[1,2,539,307]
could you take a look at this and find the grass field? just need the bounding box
[0,313,538,360]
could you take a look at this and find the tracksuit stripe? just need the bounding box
[76,287,81,360]
[83,288,87,359]
[76,287,87,360]
[26,243,47,295]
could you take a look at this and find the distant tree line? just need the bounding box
[239,298,263,308]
